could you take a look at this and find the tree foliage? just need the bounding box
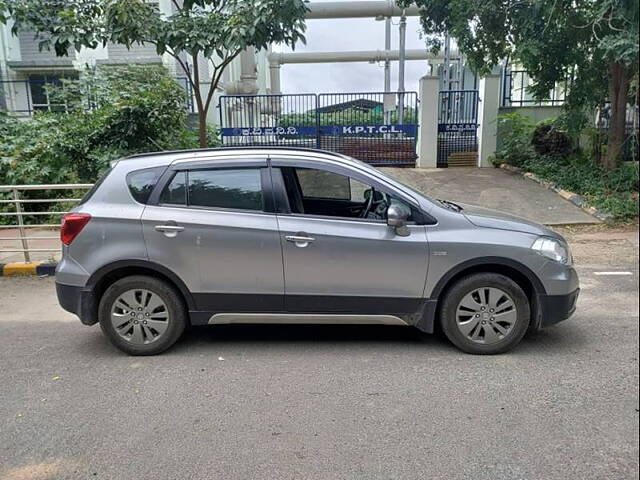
[404,0,639,168]
[0,0,309,146]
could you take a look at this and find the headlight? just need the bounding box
[531,237,573,265]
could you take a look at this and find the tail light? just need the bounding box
[61,213,91,246]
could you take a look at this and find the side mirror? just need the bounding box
[387,203,410,237]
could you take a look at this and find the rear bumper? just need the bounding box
[537,288,580,328]
[56,282,98,326]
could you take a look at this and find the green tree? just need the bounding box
[0,0,308,147]
[403,0,639,170]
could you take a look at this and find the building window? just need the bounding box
[28,74,78,113]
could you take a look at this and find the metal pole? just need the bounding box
[398,12,406,125]
[384,16,391,124]
[443,31,450,92]
[13,188,30,263]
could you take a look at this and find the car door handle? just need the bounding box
[154,224,184,238]
[285,235,315,246]
[154,225,184,232]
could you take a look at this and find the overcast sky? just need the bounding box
[272,1,431,95]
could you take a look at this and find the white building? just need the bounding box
[0,0,272,125]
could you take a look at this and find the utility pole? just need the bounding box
[442,31,451,123]
[442,31,450,92]
[384,16,391,124]
[398,12,406,125]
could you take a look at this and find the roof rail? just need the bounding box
[124,146,349,161]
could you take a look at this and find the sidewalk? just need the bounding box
[0,228,60,264]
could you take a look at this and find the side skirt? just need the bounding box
[208,313,410,326]
[188,294,439,332]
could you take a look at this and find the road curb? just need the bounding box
[0,261,57,277]
[499,164,612,222]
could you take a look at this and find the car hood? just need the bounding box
[457,203,561,239]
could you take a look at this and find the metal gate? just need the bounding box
[437,90,479,167]
[219,92,418,166]
[218,94,318,149]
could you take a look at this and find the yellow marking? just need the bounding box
[2,261,42,276]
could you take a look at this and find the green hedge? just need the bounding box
[493,112,639,220]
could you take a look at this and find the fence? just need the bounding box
[0,184,93,263]
[437,90,479,167]
[219,91,419,166]
[502,70,568,107]
[595,104,640,163]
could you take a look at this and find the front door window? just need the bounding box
[280,166,413,222]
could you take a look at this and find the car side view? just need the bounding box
[56,147,579,355]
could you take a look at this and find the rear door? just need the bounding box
[271,157,430,315]
[142,158,284,312]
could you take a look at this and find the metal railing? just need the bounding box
[219,91,420,166]
[501,69,568,107]
[0,184,93,263]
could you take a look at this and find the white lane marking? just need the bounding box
[593,271,634,276]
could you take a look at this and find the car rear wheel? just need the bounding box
[99,275,186,356]
[440,273,530,354]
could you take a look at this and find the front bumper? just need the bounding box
[56,282,99,326]
[537,288,580,328]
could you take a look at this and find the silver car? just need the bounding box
[56,147,579,355]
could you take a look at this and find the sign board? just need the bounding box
[383,93,396,113]
[438,123,478,133]
[221,124,418,137]
[220,126,317,136]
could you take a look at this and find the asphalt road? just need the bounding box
[0,228,638,480]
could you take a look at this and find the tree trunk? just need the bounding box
[604,61,630,170]
[197,110,208,148]
[192,53,208,148]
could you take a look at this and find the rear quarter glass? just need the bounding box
[126,166,166,204]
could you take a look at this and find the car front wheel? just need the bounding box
[440,273,530,354]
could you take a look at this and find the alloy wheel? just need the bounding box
[455,287,518,345]
[110,289,170,345]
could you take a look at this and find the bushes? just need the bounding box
[531,123,572,157]
[494,112,537,168]
[495,112,639,219]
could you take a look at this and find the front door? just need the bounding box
[142,161,284,313]
[271,161,430,314]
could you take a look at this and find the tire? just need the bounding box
[99,275,187,356]
[440,273,530,355]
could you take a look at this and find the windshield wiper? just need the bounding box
[437,199,463,212]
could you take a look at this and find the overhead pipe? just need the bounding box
[268,49,457,66]
[306,1,420,19]
[224,47,259,95]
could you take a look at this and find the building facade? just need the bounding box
[0,0,271,125]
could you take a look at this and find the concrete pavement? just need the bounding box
[0,226,637,480]
[382,167,599,225]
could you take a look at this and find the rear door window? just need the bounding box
[159,171,187,205]
[157,168,265,211]
[188,169,264,211]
